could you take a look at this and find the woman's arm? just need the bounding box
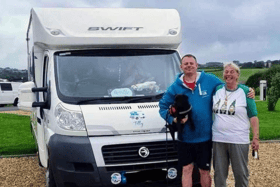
[250,116,259,150]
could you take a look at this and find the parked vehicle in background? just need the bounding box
[0,82,21,107]
[18,8,200,187]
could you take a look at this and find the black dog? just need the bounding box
[167,94,194,141]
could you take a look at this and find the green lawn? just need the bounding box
[253,98,280,140]
[0,113,37,156]
[200,68,267,83]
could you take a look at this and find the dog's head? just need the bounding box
[170,94,191,119]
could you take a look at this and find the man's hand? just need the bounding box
[252,137,259,150]
[173,116,188,124]
[248,87,255,99]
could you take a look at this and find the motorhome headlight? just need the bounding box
[55,104,86,131]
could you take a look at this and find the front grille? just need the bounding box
[102,141,178,165]
[105,161,178,172]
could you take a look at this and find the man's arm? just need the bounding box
[159,90,175,125]
[248,87,255,99]
[238,84,255,99]
[250,116,259,150]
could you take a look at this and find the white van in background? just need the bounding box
[17,8,200,187]
[0,82,21,106]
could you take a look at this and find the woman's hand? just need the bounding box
[252,137,259,150]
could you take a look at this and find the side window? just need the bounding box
[43,56,49,101]
[0,83,12,91]
[31,47,36,82]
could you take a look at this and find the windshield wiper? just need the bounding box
[77,97,121,105]
[124,93,164,103]
[76,93,164,105]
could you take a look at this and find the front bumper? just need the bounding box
[48,134,102,186]
[48,134,199,187]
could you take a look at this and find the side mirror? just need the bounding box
[18,81,49,111]
[18,82,37,111]
[32,87,48,108]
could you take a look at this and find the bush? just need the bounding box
[263,65,280,88]
[268,88,279,111]
[267,72,280,111]
[245,72,267,89]
[255,87,260,96]
[246,65,280,111]
[246,65,280,89]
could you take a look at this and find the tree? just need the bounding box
[271,60,280,66]
[242,62,254,68]
[254,61,265,68]
[0,68,27,82]
[233,60,240,65]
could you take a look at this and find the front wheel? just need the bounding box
[46,160,56,187]
[37,151,43,168]
[13,98,18,106]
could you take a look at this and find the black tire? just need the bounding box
[37,151,44,168]
[13,98,18,106]
[46,160,57,187]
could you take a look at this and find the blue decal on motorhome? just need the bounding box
[130,111,145,127]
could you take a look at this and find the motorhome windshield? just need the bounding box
[54,49,181,104]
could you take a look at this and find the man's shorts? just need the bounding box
[177,140,212,170]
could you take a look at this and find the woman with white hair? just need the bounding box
[212,62,259,187]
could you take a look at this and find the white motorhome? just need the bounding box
[0,81,21,106]
[18,8,200,187]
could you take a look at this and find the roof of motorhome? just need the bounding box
[30,8,181,50]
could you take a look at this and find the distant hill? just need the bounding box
[0,67,28,82]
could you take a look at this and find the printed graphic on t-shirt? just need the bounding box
[213,99,236,115]
[213,99,220,113]
[228,101,236,115]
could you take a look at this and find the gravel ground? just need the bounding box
[0,157,46,187]
[0,110,31,116]
[0,111,279,186]
[0,143,279,187]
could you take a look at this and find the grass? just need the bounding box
[200,68,267,83]
[252,98,280,140]
[0,113,37,156]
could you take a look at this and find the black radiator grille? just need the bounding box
[102,141,178,165]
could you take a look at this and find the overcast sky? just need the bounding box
[1,0,280,69]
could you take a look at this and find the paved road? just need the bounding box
[0,106,19,111]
